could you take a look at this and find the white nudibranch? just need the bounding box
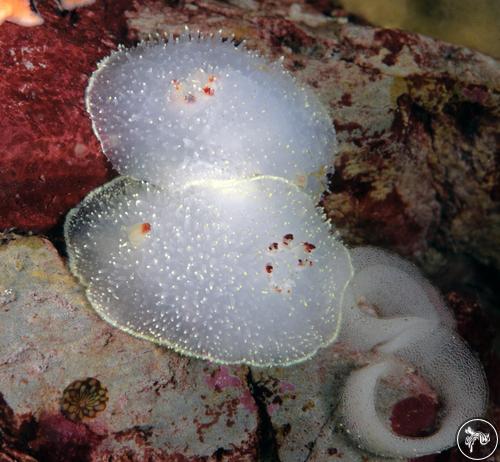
[65,32,488,459]
[86,33,336,193]
[65,176,352,366]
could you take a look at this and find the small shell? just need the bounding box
[61,378,109,422]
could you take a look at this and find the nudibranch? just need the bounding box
[65,175,352,366]
[65,32,488,458]
[85,33,336,194]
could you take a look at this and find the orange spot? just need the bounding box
[208,75,216,83]
[128,222,152,247]
[171,79,182,91]
[0,0,44,26]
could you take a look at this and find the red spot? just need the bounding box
[203,86,215,96]
[303,242,316,253]
[265,264,273,274]
[298,259,313,267]
[141,223,151,234]
[268,242,279,251]
[283,234,294,245]
[273,286,283,294]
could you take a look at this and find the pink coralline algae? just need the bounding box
[391,394,438,438]
[205,367,258,413]
[239,390,258,414]
[205,366,242,391]
[278,381,296,393]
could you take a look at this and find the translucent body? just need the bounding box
[65,176,353,366]
[86,35,336,192]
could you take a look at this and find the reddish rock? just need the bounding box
[323,33,500,269]
[446,292,500,406]
[391,394,438,437]
[446,292,494,358]
[29,413,105,462]
[0,393,37,462]
[0,0,131,232]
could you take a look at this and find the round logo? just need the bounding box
[456,418,498,460]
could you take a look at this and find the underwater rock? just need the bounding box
[1,1,498,459]
[0,235,258,460]
[0,234,457,461]
[0,0,130,232]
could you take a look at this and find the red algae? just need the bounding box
[0,0,130,231]
[205,366,242,391]
[29,413,106,462]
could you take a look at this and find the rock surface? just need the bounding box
[0,0,132,231]
[0,235,259,461]
[3,235,488,461]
